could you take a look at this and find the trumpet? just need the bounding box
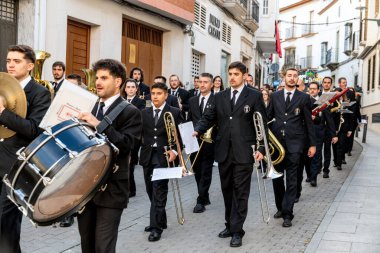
[252,111,283,224]
[163,112,187,225]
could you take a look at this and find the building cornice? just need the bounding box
[280,0,312,13]
[318,0,338,15]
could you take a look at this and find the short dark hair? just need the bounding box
[213,75,224,90]
[66,73,82,85]
[309,82,319,89]
[285,68,299,75]
[8,45,36,64]
[338,77,347,84]
[199,72,213,81]
[323,76,333,83]
[228,61,247,74]
[130,67,144,82]
[52,61,66,72]
[194,76,199,80]
[93,59,127,86]
[151,82,168,92]
[154,75,167,84]
[120,78,139,98]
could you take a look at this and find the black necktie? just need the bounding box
[127,99,131,103]
[154,109,161,126]
[286,92,291,107]
[199,96,205,115]
[172,90,175,96]
[231,90,238,110]
[96,102,105,120]
[53,81,59,93]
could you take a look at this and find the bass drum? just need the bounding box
[3,119,117,226]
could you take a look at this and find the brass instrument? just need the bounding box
[139,92,145,100]
[31,51,54,95]
[266,119,286,165]
[330,100,342,113]
[163,112,187,225]
[252,111,283,224]
[0,73,27,138]
[81,68,96,93]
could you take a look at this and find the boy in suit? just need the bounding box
[0,45,51,253]
[140,82,183,242]
[78,59,142,253]
[194,62,267,247]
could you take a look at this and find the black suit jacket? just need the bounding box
[168,88,190,112]
[310,97,336,139]
[0,78,51,177]
[195,86,268,164]
[91,96,142,209]
[268,89,316,153]
[130,96,146,110]
[166,94,180,108]
[139,104,183,167]
[188,88,200,98]
[138,82,150,99]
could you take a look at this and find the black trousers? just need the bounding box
[296,147,309,198]
[323,133,332,173]
[306,125,324,181]
[0,184,22,253]
[143,150,168,231]
[129,143,141,195]
[190,142,214,205]
[336,132,348,167]
[218,149,252,234]
[272,152,300,220]
[77,201,123,253]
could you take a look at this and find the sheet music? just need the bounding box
[152,167,183,181]
[314,92,336,105]
[40,80,98,129]
[178,121,199,154]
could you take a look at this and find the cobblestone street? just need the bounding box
[20,142,361,253]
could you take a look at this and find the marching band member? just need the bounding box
[0,45,51,253]
[189,76,201,97]
[153,75,179,108]
[267,68,316,228]
[121,78,146,198]
[187,73,215,213]
[194,62,267,247]
[77,59,142,253]
[130,67,150,99]
[139,82,183,242]
[168,74,190,117]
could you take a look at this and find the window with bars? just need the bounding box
[191,50,201,78]
[263,0,268,15]
[194,1,206,29]
[367,58,371,92]
[344,23,352,54]
[0,0,16,22]
[321,42,327,65]
[222,22,232,45]
[372,54,376,90]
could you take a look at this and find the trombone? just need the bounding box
[163,112,187,225]
[252,111,283,224]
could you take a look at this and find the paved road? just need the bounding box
[20,142,362,253]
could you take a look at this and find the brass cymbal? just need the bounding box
[0,72,27,139]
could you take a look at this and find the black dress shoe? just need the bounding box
[273,211,282,219]
[218,228,231,238]
[347,151,352,156]
[337,166,342,170]
[323,173,329,178]
[294,197,299,203]
[230,233,242,247]
[305,178,311,183]
[282,218,292,227]
[193,203,206,213]
[144,226,152,232]
[342,160,347,164]
[60,216,74,227]
[310,180,317,187]
[148,230,161,242]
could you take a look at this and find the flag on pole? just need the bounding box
[275,21,282,58]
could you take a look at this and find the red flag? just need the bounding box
[275,21,282,58]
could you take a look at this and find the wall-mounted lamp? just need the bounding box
[183,24,195,46]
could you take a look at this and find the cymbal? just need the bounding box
[0,72,27,139]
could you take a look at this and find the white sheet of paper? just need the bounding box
[152,167,183,181]
[314,92,336,105]
[40,80,98,129]
[178,121,199,154]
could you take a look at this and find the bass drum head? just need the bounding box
[32,143,113,224]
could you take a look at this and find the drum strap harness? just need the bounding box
[96,100,131,133]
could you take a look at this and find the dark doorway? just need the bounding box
[0,0,18,72]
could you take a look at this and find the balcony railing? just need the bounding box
[240,0,247,9]
[301,24,313,35]
[326,48,338,64]
[285,27,296,39]
[300,56,313,69]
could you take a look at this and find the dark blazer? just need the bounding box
[91,96,142,209]
[268,89,316,153]
[166,94,180,108]
[138,82,150,99]
[139,104,183,167]
[188,88,200,98]
[311,97,336,139]
[130,96,146,110]
[195,86,268,164]
[168,88,190,112]
[0,78,51,177]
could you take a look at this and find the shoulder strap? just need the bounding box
[96,100,130,133]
